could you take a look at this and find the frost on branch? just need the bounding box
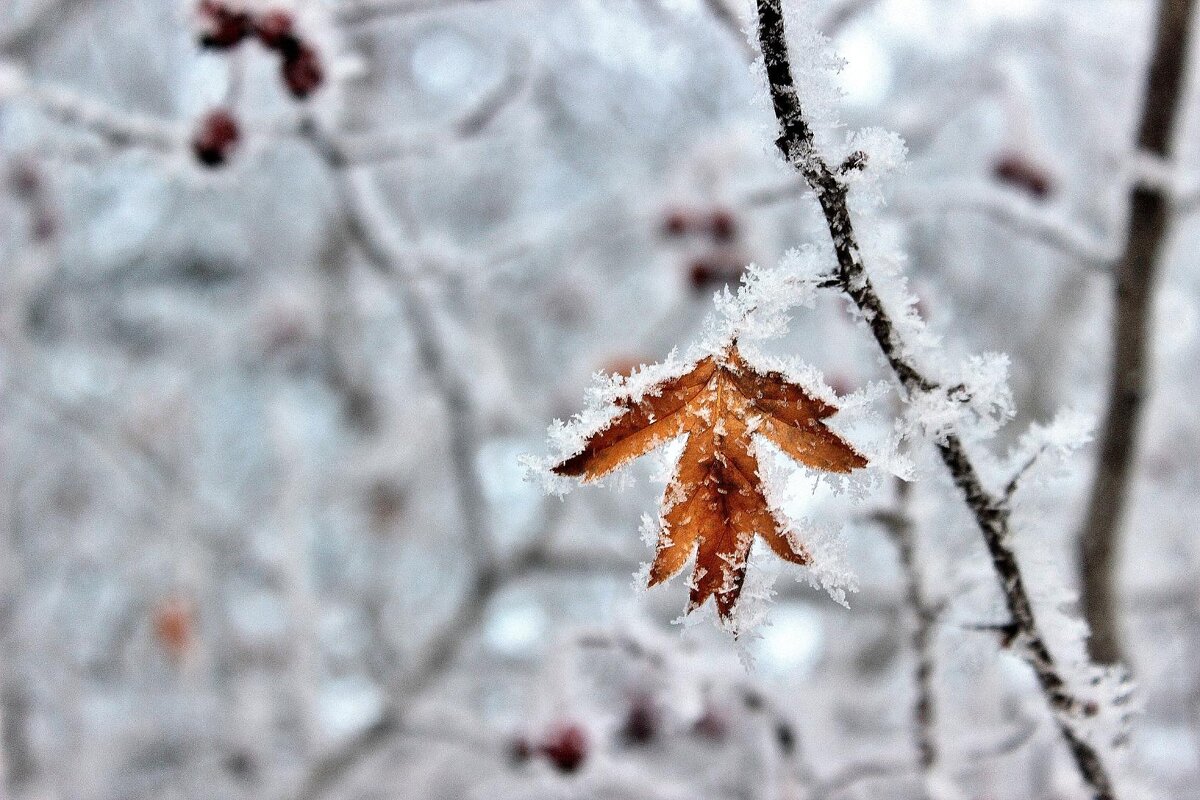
[902,352,1016,443]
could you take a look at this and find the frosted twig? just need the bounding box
[744,177,1118,269]
[811,759,914,800]
[1,68,182,153]
[1002,447,1046,504]
[286,505,571,800]
[1076,0,1196,666]
[891,185,1119,270]
[0,0,90,57]
[753,1,1117,796]
[338,43,533,163]
[334,0,508,26]
[872,480,940,786]
[285,109,591,798]
[303,120,495,571]
[703,0,883,61]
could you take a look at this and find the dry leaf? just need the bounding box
[554,345,866,621]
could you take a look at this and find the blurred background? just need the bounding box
[1,0,1198,798]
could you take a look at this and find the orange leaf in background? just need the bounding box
[553,345,867,622]
[153,597,193,658]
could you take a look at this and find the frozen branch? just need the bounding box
[1002,446,1047,505]
[0,0,89,57]
[703,0,882,61]
[1077,0,1196,666]
[288,522,572,800]
[745,177,1118,269]
[752,1,1117,796]
[0,68,182,153]
[892,186,1120,270]
[334,0,506,27]
[337,43,532,163]
[278,121,501,800]
[308,125,495,571]
[872,480,940,785]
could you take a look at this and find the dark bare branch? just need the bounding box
[752,1,1117,796]
[1077,0,1196,666]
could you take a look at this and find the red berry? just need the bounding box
[367,480,407,531]
[32,214,57,242]
[688,259,716,291]
[621,695,660,745]
[709,209,738,242]
[662,209,689,237]
[992,153,1053,200]
[255,9,297,51]
[10,162,40,197]
[192,110,241,167]
[693,706,729,741]
[197,1,251,49]
[509,736,534,764]
[282,44,323,98]
[687,255,744,292]
[539,723,588,773]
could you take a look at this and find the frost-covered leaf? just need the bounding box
[551,344,867,623]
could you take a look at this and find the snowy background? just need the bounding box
[1,0,1198,798]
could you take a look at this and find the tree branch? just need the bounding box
[752,2,1117,797]
[0,0,90,58]
[744,177,1119,269]
[334,0,506,27]
[1077,0,1196,666]
[1,69,181,153]
[873,480,939,785]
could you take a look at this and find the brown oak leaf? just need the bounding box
[553,345,866,622]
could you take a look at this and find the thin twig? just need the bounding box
[0,0,91,57]
[306,122,496,570]
[1002,446,1046,505]
[874,480,939,784]
[752,1,1117,796]
[2,69,181,152]
[892,186,1119,270]
[744,177,1118,269]
[1077,0,1196,665]
[334,0,507,27]
[337,43,533,163]
[280,120,499,800]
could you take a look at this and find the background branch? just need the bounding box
[1076,0,1196,666]
[873,480,939,787]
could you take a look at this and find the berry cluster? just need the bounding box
[191,4,324,167]
[660,206,748,292]
[197,2,323,98]
[192,109,241,167]
[661,207,738,243]
[508,697,733,776]
[511,722,589,773]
